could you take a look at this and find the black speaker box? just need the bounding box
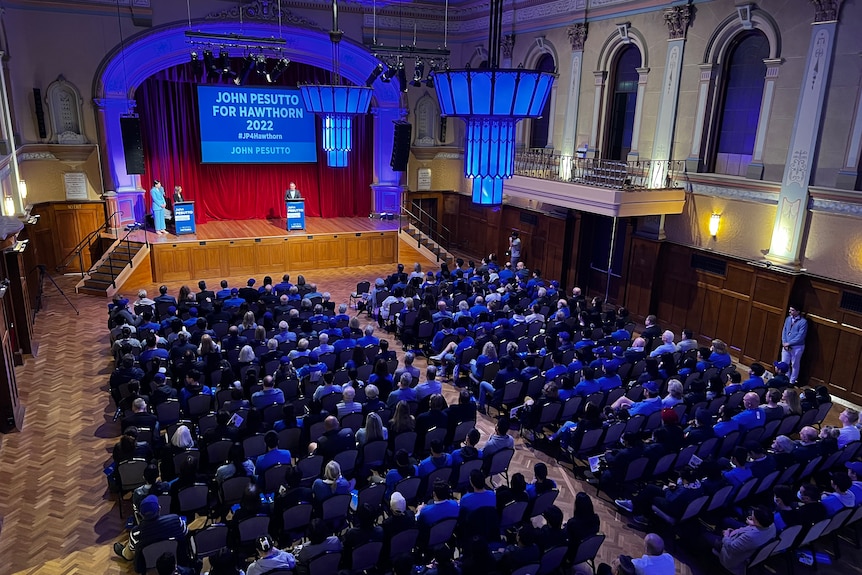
[390,122,412,172]
[120,116,146,175]
[33,88,47,140]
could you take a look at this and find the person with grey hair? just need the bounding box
[387,373,417,407]
[632,533,675,575]
[649,331,677,357]
[337,386,363,418]
[314,332,334,355]
[358,324,380,347]
[415,365,442,402]
[394,352,421,383]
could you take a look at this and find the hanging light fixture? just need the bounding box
[433,0,555,205]
[299,0,374,168]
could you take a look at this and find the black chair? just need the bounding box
[138,538,178,574]
[281,503,313,545]
[426,517,458,549]
[350,540,384,573]
[116,458,148,518]
[484,447,515,487]
[190,523,228,560]
[568,533,605,575]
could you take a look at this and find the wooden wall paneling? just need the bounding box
[4,246,36,359]
[152,244,193,282]
[371,233,397,265]
[225,241,257,276]
[254,238,289,273]
[31,211,58,271]
[346,236,371,266]
[833,329,862,399]
[626,236,661,320]
[314,236,347,269]
[286,238,317,271]
[0,288,23,432]
[805,317,841,389]
[53,209,87,272]
[564,212,581,292]
[190,241,226,278]
[699,286,721,340]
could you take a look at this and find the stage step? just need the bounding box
[77,240,149,297]
[401,224,454,267]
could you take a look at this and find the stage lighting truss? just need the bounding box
[368,44,448,90]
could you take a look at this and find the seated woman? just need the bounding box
[311,460,354,510]
[470,341,498,378]
[356,412,388,447]
[662,379,685,409]
[707,339,732,369]
[160,424,196,482]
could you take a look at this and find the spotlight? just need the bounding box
[219,49,236,82]
[235,54,256,86]
[365,63,385,86]
[410,60,424,87]
[204,50,220,82]
[190,51,203,81]
[266,58,290,84]
[381,64,396,83]
[255,54,268,77]
[397,62,408,93]
[425,60,438,88]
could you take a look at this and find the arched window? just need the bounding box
[529,54,556,149]
[712,32,769,176]
[605,45,640,161]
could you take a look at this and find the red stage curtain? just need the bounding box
[136,63,373,223]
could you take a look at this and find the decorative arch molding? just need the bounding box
[523,36,559,71]
[468,45,489,68]
[91,19,405,212]
[597,26,649,72]
[703,9,781,64]
[413,92,440,147]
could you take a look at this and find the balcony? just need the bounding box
[505,149,688,217]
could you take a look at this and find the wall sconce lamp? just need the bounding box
[18,179,27,200]
[3,193,15,216]
[709,213,721,238]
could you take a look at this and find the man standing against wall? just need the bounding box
[781,304,808,386]
[508,231,522,268]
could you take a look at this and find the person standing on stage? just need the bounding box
[781,304,808,386]
[508,230,522,268]
[150,180,168,235]
[285,182,302,200]
[173,185,185,203]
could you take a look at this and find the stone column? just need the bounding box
[93,97,139,193]
[835,54,862,190]
[587,71,607,158]
[686,64,718,173]
[560,23,588,179]
[768,2,843,264]
[626,67,650,162]
[0,51,22,215]
[648,5,691,189]
[746,58,783,180]
[500,35,515,69]
[371,105,407,214]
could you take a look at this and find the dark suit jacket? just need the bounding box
[315,428,355,461]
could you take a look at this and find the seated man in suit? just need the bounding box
[311,415,354,462]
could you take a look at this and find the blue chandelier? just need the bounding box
[433,0,554,205]
[299,0,373,168]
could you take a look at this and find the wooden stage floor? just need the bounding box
[129,216,400,244]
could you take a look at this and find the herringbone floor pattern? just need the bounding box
[0,238,857,574]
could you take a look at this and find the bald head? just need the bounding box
[644,533,665,556]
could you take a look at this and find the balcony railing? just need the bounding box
[514,149,685,191]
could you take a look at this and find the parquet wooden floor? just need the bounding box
[0,236,858,574]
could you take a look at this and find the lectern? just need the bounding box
[0,285,23,432]
[173,201,196,235]
[286,198,306,231]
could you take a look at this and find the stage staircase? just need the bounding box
[77,238,149,297]
[401,223,455,267]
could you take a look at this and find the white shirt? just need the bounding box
[632,553,675,575]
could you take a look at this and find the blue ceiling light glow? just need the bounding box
[433,0,555,205]
[298,0,374,168]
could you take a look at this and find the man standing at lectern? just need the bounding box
[285,182,302,200]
